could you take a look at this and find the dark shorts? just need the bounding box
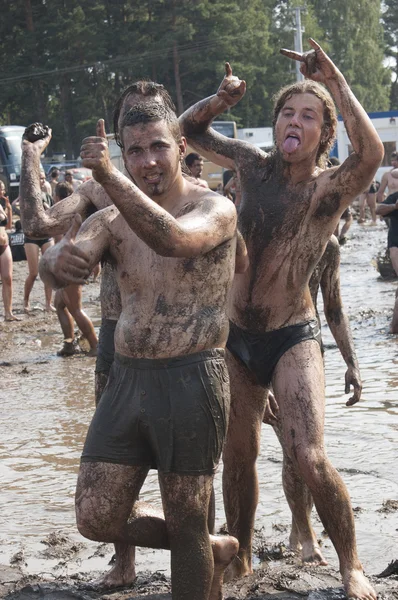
[369,182,378,194]
[82,349,230,474]
[226,320,322,388]
[0,243,8,256]
[24,237,52,247]
[95,318,117,375]
[341,207,352,220]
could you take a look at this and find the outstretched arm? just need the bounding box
[80,120,238,258]
[282,39,384,208]
[320,239,361,406]
[39,209,113,289]
[19,131,101,238]
[179,64,264,170]
[376,193,398,216]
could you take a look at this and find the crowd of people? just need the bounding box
[1,38,397,600]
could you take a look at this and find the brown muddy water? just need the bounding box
[0,220,397,582]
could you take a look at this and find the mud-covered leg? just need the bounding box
[160,472,237,600]
[272,419,327,564]
[272,340,376,600]
[222,350,267,581]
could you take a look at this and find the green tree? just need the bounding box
[382,0,398,109]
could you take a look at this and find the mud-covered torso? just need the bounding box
[386,172,398,195]
[231,153,338,333]
[106,209,235,359]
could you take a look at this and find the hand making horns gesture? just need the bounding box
[216,62,246,108]
[280,38,341,84]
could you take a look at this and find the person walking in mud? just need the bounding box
[179,39,383,600]
[52,181,98,357]
[264,234,362,560]
[39,100,245,600]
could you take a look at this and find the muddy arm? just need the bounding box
[320,241,361,405]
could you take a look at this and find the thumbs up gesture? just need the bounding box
[42,215,91,286]
[80,119,114,183]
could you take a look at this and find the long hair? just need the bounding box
[272,80,337,168]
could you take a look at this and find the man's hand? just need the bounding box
[280,38,342,84]
[80,119,114,184]
[22,123,52,155]
[216,63,246,108]
[344,366,362,406]
[263,391,279,426]
[44,214,91,286]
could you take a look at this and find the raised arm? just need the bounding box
[320,238,361,406]
[19,131,101,238]
[282,39,384,207]
[179,64,264,170]
[80,121,238,258]
[39,209,113,289]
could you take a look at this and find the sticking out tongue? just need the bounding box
[283,136,300,153]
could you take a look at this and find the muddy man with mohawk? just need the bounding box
[179,39,383,600]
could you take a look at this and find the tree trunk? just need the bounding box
[173,41,184,115]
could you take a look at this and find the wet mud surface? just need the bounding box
[1,218,398,599]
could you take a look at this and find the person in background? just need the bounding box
[0,182,20,321]
[53,181,98,356]
[23,174,55,312]
[9,220,26,263]
[376,190,398,333]
[49,168,60,199]
[185,152,209,188]
[64,170,80,191]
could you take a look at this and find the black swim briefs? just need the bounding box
[24,237,53,247]
[82,349,230,475]
[95,318,117,375]
[226,320,322,388]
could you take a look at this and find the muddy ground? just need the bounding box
[1,527,397,600]
[1,255,398,599]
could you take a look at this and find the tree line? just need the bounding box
[0,0,395,158]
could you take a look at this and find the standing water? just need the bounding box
[0,221,397,578]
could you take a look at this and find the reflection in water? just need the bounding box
[0,222,397,575]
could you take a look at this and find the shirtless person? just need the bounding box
[52,181,98,357]
[265,235,362,562]
[179,39,383,599]
[19,82,179,588]
[377,151,398,204]
[39,101,243,600]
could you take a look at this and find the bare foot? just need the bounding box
[223,549,252,583]
[301,539,328,566]
[45,304,56,312]
[89,543,136,590]
[342,567,377,600]
[4,313,22,322]
[210,535,239,600]
[24,305,30,314]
